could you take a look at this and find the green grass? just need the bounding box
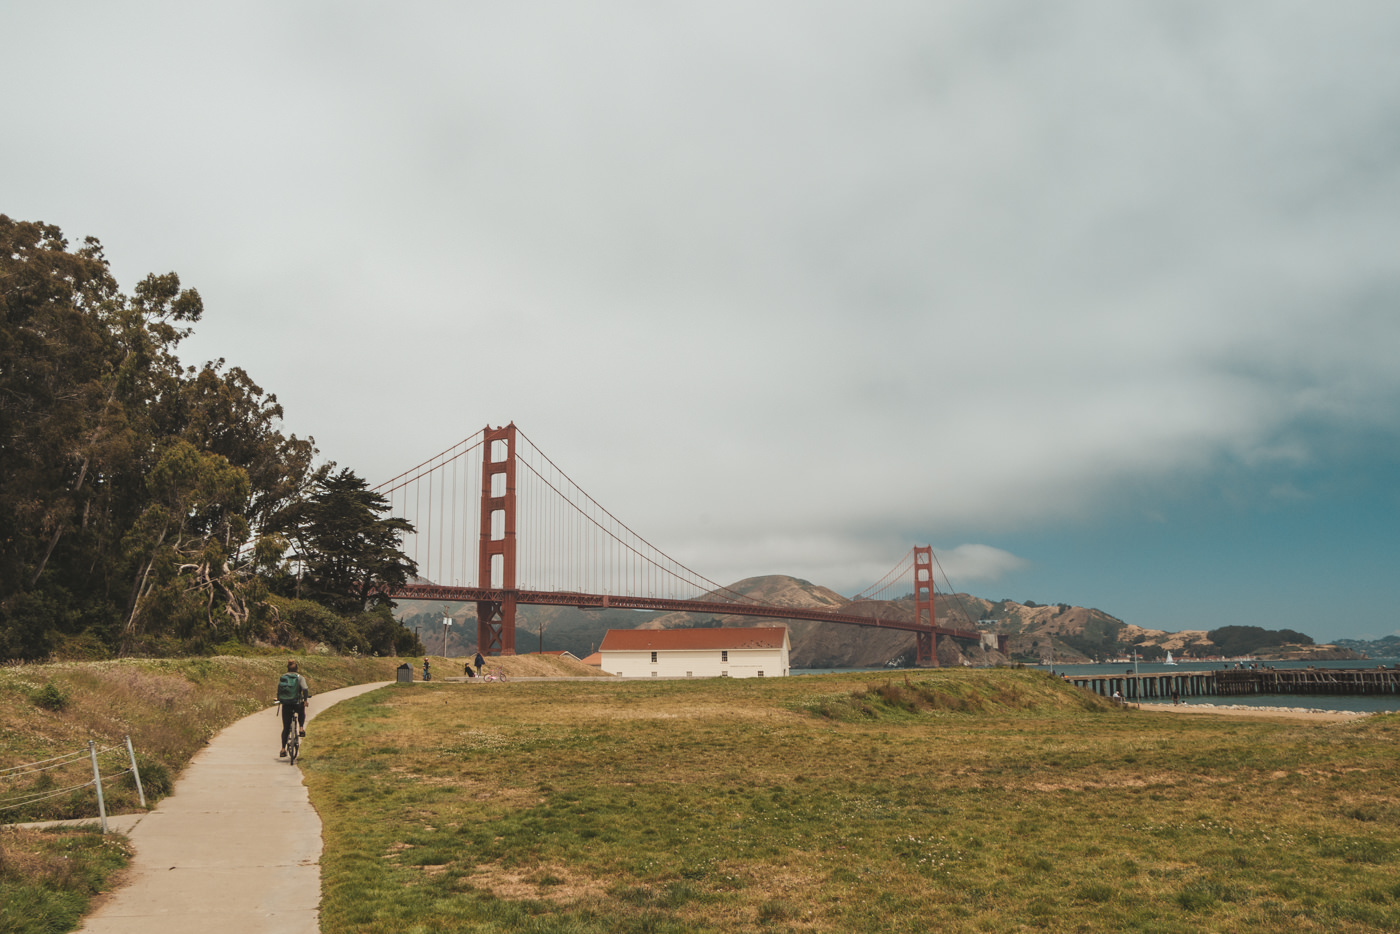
[0,827,131,934]
[306,670,1400,932]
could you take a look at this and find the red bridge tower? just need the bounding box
[477,423,518,655]
[913,545,938,666]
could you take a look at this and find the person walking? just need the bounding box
[473,651,485,677]
[277,661,311,757]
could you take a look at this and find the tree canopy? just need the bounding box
[0,215,420,660]
[274,468,417,615]
[1207,625,1314,657]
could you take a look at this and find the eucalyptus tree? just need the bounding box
[0,216,317,657]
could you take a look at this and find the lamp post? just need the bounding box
[441,608,452,658]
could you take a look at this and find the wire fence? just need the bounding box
[0,737,146,832]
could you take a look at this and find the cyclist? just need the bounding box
[278,661,311,757]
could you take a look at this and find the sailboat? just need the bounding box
[1164,651,1178,666]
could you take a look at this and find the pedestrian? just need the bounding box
[422,658,431,682]
[473,651,485,677]
[1171,688,1180,705]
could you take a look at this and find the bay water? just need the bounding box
[1042,658,1400,713]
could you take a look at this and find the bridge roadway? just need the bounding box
[388,583,988,641]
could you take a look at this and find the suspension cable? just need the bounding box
[850,548,916,602]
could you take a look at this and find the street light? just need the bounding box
[441,609,452,658]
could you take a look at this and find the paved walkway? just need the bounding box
[77,681,390,934]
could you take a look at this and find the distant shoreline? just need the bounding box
[1138,702,1373,722]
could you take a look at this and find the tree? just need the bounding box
[1,216,328,659]
[171,360,317,532]
[1,217,204,655]
[118,440,251,649]
[2,216,423,659]
[1208,625,1315,656]
[1,217,123,598]
[277,468,417,614]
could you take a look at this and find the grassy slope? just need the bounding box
[305,669,1400,934]
[0,653,404,934]
[0,655,401,819]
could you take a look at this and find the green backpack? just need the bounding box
[277,672,302,702]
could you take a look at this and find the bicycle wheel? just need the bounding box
[287,728,299,765]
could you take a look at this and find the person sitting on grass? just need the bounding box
[278,661,311,757]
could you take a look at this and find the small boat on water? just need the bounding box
[1164,651,1178,666]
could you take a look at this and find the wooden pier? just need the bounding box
[1064,667,1400,702]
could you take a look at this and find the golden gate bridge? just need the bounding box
[375,423,1006,664]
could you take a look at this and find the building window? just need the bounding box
[650,651,657,663]
[721,671,730,677]
[758,671,765,677]
[651,671,658,677]
[686,671,692,678]
[721,650,728,663]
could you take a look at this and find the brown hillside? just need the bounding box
[642,576,1000,668]
[395,577,1345,667]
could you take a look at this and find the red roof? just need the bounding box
[599,627,788,651]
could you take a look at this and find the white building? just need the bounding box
[599,627,790,678]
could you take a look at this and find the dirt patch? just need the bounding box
[382,841,415,858]
[1029,773,1234,792]
[466,861,609,903]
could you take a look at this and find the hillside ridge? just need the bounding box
[398,574,1358,667]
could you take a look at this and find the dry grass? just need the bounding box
[448,653,609,679]
[0,654,395,934]
[305,670,1400,933]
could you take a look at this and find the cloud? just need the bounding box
[935,544,1028,582]
[5,1,1399,614]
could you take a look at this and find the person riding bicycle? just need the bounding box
[278,661,311,757]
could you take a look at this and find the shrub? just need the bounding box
[51,630,113,661]
[30,682,70,712]
[126,755,172,798]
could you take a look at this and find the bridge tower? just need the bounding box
[913,546,938,666]
[477,423,518,655]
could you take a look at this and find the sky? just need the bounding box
[5,2,1399,642]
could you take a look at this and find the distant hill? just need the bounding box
[1335,636,1400,659]
[395,575,1354,667]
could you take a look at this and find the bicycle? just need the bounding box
[277,699,305,765]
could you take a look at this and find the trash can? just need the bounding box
[396,663,413,683]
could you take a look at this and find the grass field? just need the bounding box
[306,670,1400,933]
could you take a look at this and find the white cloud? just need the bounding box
[5,1,1400,602]
[929,544,1027,585]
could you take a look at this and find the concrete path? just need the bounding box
[78,681,390,934]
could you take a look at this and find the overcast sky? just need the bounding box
[6,2,1399,642]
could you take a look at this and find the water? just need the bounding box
[796,660,1400,714]
[1040,658,1400,714]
